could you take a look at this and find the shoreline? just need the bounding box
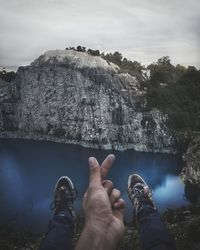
[0,131,178,154]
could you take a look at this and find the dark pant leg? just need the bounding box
[137,203,176,250]
[39,211,74,250]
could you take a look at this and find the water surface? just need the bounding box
[0,139,189,232]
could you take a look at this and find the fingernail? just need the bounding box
[108,154,115,162]
[89,157,95,165]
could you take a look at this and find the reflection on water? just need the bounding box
[0,139,190,232]
[153,175,186,211]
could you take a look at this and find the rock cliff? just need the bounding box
[182,134,200,184]
[0,50,177,152]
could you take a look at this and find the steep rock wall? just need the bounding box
[182,134,200,184]
[0,50,177,152]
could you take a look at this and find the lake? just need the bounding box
[0,139,189,233]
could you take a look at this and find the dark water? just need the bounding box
[0,139,190,233]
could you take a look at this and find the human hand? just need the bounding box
[75,154,125,250]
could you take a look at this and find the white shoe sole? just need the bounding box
[54,176,75,193]
[128,174,148,190]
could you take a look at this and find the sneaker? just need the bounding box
[127,174,155,215]
[50,176,77,217]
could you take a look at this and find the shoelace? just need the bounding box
[50,188,78,211]
[129,183,152,200]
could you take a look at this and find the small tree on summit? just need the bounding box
[157,56,171,65]
[87,49,100,56]
[77,46,86,52]
[102,51,123,66]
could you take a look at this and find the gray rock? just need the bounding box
[0,50,177,153]
[182,134,200,184]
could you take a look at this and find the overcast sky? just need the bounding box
[0,0,200,71]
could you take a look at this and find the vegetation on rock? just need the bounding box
[2,46,199,133]
[0,68,16,82]
[143,57,200,131]
[64,46,200,132]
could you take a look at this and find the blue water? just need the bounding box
[0,139,189,232]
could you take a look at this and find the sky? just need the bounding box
[0,0,200,71]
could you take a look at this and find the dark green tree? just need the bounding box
[87,49,100,56]
[77,46,86,52]
[0,69,16,82]
[145,57,200,131]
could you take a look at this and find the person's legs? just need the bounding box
[39,176,77,250]
[39,210,74,250]
[128,174,176,250]
[137,203,175,250]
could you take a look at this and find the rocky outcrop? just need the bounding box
[181,133,200,203]
[182,134,200,184]
[0,78,19,131]
[181,132,200,205]
[0,50,177,152]
[163,205,200,250]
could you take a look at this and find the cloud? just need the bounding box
[0,0,199,70]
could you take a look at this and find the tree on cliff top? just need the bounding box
[65,46,143,76]
[0,69,16,82]
[145,57,200,131]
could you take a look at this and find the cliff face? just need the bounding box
[182,134,200,184]
[0,78,19,131]
[0,50,177,152]
[181,134,200,203]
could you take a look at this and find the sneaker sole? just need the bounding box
[54,176,75,193]
[128,174,148,189]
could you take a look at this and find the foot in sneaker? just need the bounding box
[50,176,77,217]
[127,174,155,215]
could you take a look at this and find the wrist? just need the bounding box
[77,227,113,250]
[76,218,118,250]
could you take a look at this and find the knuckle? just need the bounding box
[103,180,113,188]
[119,198,126,206]
[113,188,121,197]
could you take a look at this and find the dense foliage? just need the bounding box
[67,46,200,131]
[0,69,16,82]
[143,57,200,131]
[66,46,143,76]
[101,51,144,77]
